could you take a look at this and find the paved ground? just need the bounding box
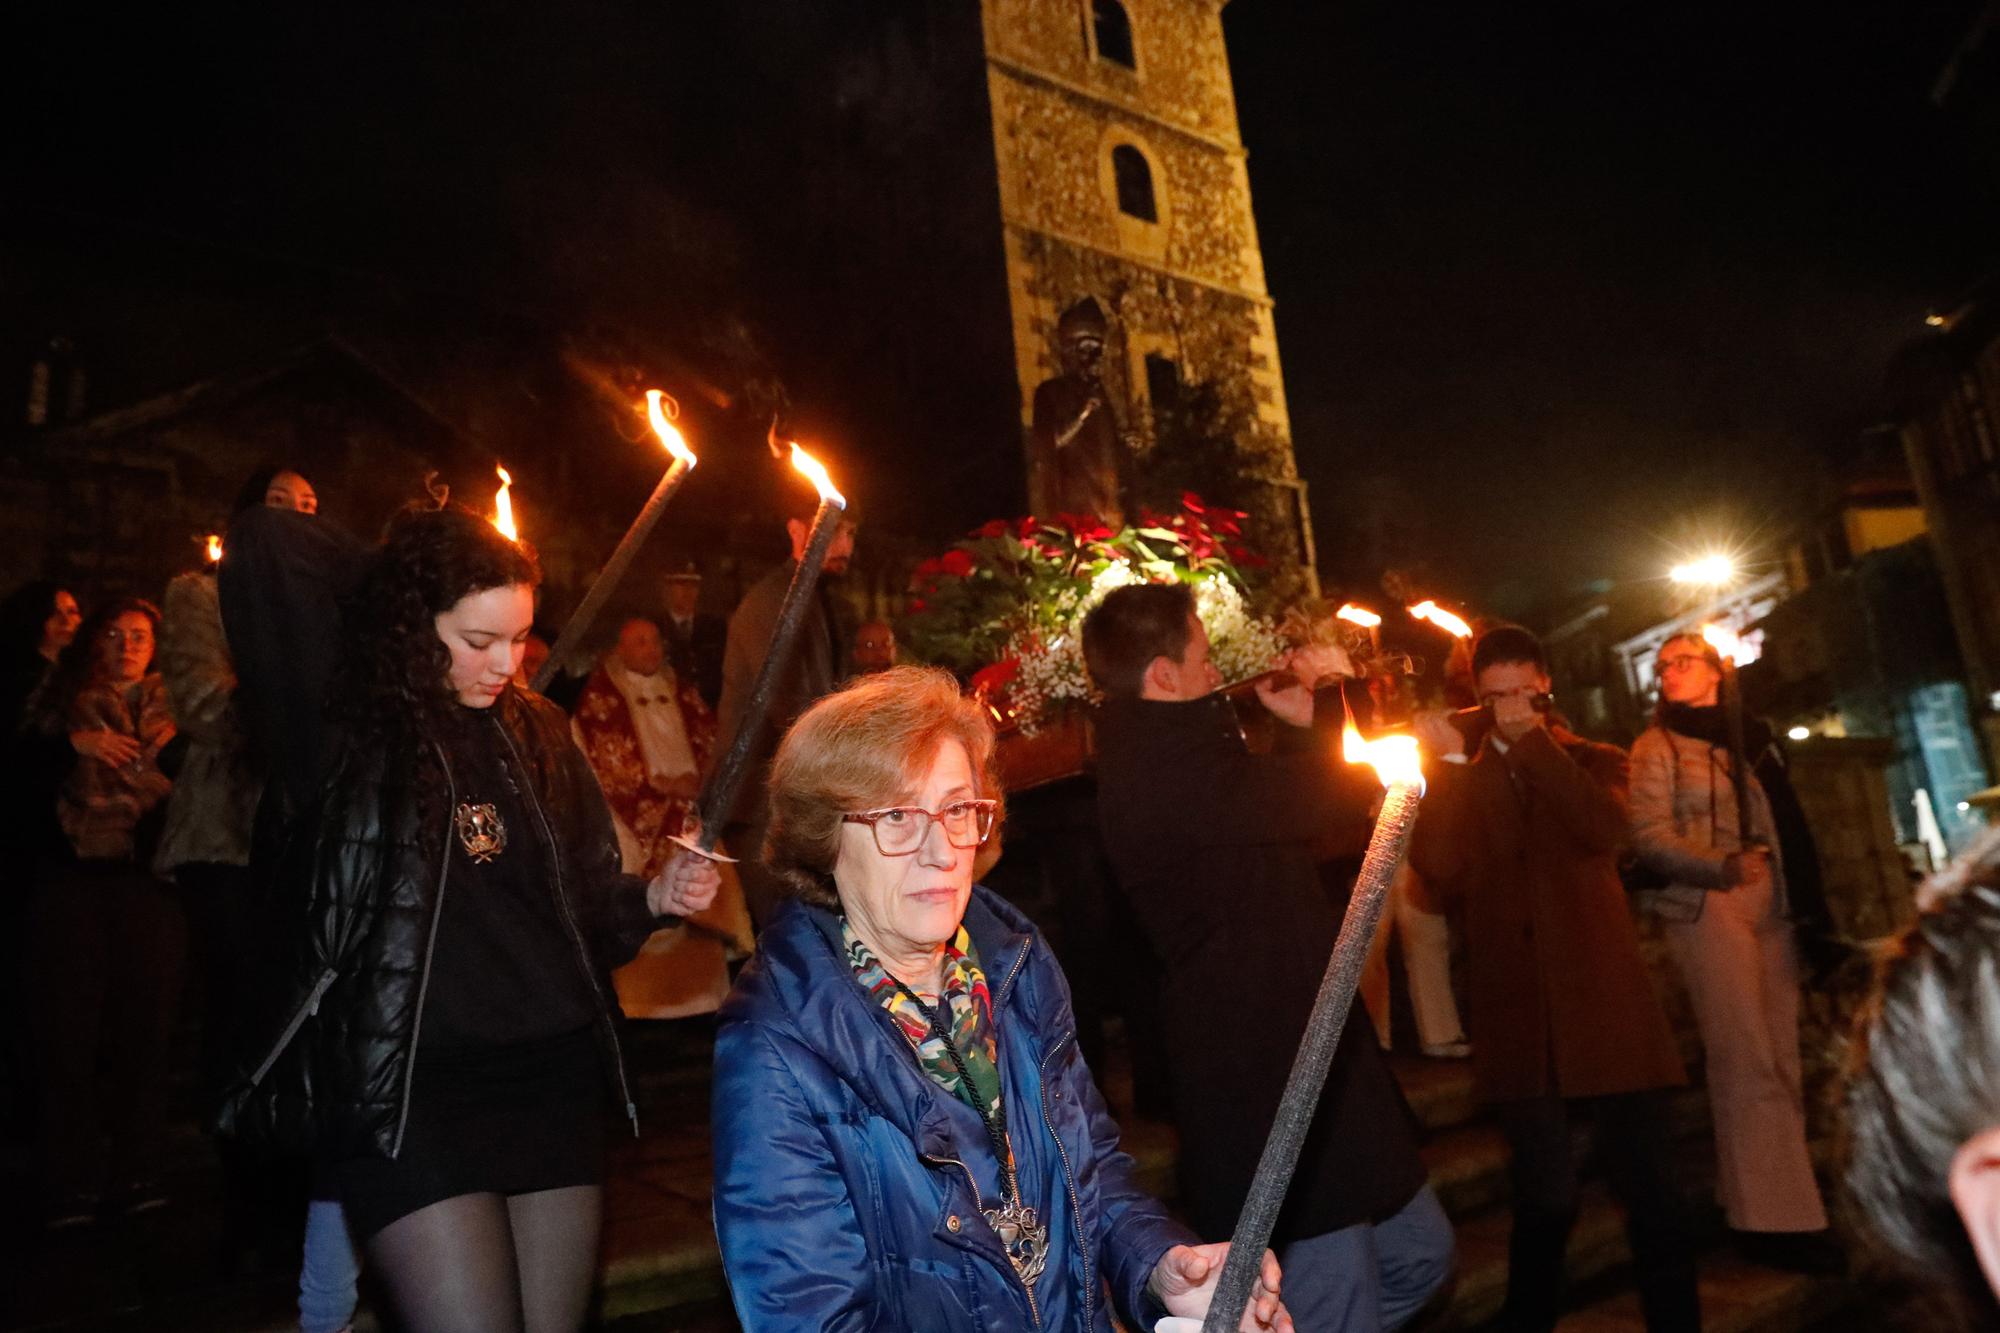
[0,1018,1921,1332]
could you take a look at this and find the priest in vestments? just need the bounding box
[572,617,752,1017]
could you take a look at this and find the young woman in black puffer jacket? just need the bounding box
[222,505,719,1333]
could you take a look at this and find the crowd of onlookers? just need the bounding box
[0,466,884,1330]
[9,464,2000,1332]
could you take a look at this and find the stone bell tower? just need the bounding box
[980,0,1315,580]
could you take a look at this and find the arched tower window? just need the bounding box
[1092,0,1136,69]
[1111,145,1156,222]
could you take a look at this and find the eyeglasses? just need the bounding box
[1656,654,1711,674]
[842,799,998,856]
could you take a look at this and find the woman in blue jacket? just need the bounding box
[712,666,1290,1332]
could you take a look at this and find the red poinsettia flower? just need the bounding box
[1182,492,1206,514]
[913,556,945,581]
[969,657,1020,698]
[938,549,976,578]
[975,519,1011,539]
[1016,515,1040,539]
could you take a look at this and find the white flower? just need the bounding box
[1003,561,1282,734]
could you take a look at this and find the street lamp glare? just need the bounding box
[1670,554,1737,587]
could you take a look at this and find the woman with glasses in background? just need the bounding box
[1627,632,1842,1276]
[710,665,1291,1333]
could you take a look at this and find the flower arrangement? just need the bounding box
[901,496,1288,734]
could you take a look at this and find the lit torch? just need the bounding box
[532,389,699,693]
[680,443,848,862]
[1408,599,1473,640]
[1199,724,1425,1333]
[492,465,518,542]
[1336,602,1383,658]
[1700,622,1759,850]
[204,534,224,564]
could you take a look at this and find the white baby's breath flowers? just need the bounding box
[1003,560,1281,735]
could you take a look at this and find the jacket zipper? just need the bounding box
[493,716,641,1136]
[918,1150,1042,1329]
[392,740,458,1158]
[1039,1031,1091,1329]
[243,965,340,1088]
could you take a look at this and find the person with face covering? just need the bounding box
[220,505,721,1333]
[1627,633,1843,1275]
[712,666,1292,1332]
[26,596,180,1227]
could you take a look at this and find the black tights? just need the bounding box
[366,1186,602,1333]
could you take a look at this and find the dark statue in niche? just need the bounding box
[1028,296,1128,526]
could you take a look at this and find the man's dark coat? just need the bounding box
[1094,693,1428,1244]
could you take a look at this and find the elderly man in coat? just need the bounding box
[1411,624,1698,1333]
[1084,584,1455,1333]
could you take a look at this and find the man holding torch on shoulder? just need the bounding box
[1408,625,1699,1332]
[1084,584,1454,1333]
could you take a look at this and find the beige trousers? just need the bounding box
[1663,878,1828,1233]
[1361,863,1466,1050]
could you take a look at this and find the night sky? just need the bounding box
[1225,0,1994,614]
[14,1,1996,614]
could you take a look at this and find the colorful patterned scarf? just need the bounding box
[844,919,1002,1122]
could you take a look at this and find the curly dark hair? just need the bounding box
[331,503,540,746]
[31,595,159,733]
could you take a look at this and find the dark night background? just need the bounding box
[11,0,1996,614]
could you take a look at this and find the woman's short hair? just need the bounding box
[1081,583,1195,699]
[764,665,1003,909]
[1848,827,2000,1325]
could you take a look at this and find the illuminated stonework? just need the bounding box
[981,0,1314,580]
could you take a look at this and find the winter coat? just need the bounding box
[712,887,1196,1333]
[1409,724,1685,1103]
[1628,723,1785,925]
[217,687,664,1158]
[1092,693,1429,1244]
[216,504,369,824]
[153,570,261,874]
[58,673,175,863]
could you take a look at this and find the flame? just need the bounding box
[1343,722,1425,790]
[1700,622,1744,666]
[788,442,847,509]
[645,390,697,469]
[204,534,223,563]
[1409,600,1472,639]
[1336,603,1382,628]
[493,465,518,541]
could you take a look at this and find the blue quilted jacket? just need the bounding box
[713,886,1196,1332]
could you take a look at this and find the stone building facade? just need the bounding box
[980,0,1314,578]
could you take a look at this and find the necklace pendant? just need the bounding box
[454,801,508,862]
[983,1197,1048,1288]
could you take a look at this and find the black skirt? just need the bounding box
[338,1024,607,1241]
